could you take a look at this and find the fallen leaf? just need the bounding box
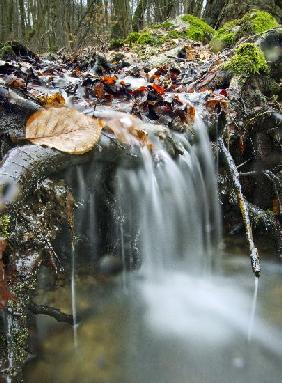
[94,83,105,99]
[38,92,65,106]
[152,83,165,95]
[102,75,117,85]
[103,114,153,151]
[272,199,280,215]
[6,76,26,89]
[26,107,102,154]
[205,96,229,112]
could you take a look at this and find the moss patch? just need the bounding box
[182,14,215,43]
[0,43,14,60]
[122,14,214,48]
[211,10,279,51]
[0,214,10,239]
[224,43,269,75]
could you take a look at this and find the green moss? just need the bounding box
[160,21,174,30]
[168,30,182,39]
[224,43,269,75]
[0,214,10,239]
[0,43,14,59]
[211,10,279,51]
[182,14,215,43]
[125,31,140,44]
[137,31,155,45]
[109,38,124,49]
[243,10,279,34]
[151,21,174,30]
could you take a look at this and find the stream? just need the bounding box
[24,247,282,383]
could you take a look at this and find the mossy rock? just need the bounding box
[125,30,168,47]
[211,9,279,51]
[181,14,215,43]
[124,14,214,48]
[152,21,174,30]
[224,43,269,75]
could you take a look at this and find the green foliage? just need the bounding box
[0,43,14,60]
[0,215,10,239]
[211,10,279,51]
[160,21,174,30]
[182,14,215,43]
[125,31,140,44]
[125,30,168,46]
[151,21,174,30]
[137,31,155,45]
[168,30,182,39]
[244,10,279,34]
[109,38,124,49]
[123,14,215,48]
[224,43,269,75]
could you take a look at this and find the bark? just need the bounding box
[132,0,148,31]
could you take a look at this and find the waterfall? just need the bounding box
[116,109,221,278]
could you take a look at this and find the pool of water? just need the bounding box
[24,241,282,383]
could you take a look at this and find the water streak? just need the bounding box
[248,276,259,341]
[71,240,78,348]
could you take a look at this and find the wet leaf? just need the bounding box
[102,75,117,85]
[103,114,153,151]
[94,83,105,99]
[152,83,165,95]
[38,92,65,106]
[205,96,228,111]
[272,199,280,215]
[6,76,26,89]
[26,107,102,154]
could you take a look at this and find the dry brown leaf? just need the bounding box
[26,107,102,154]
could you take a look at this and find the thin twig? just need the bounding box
[218,137,261,277]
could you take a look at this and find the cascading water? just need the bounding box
[116,109,221,278]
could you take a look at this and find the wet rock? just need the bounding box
[98,255,123,276]
[257,27,282,81]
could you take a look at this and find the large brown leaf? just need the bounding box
[26,107,102,155]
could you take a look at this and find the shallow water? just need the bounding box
[24,244,282,383]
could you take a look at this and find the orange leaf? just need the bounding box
[102,75,117,85]
[152,83,165,95]
[186,105,196,123]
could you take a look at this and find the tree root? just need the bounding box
[28,302,74,325]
